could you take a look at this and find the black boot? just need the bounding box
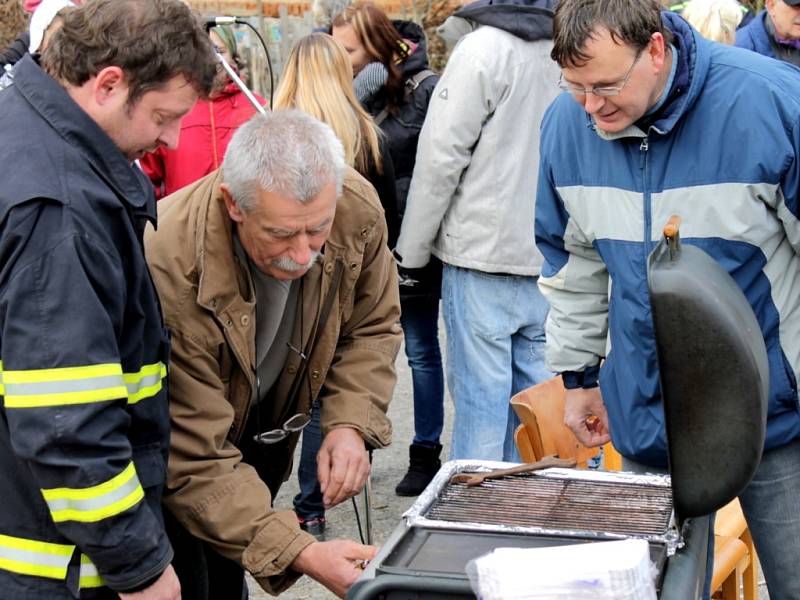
[395,443,442,496]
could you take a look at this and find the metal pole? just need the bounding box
[215,52,266,115]
[362,473,374,545]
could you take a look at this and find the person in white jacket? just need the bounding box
[395,0,561,461]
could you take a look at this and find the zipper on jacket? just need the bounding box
[640,136,652,260]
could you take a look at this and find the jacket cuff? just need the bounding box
[242,510,316,595]
[561,364,600,389]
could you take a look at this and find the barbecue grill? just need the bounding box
[348,218,769,600]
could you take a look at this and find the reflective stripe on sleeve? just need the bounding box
[79,554,104,588]
[41,462,144,523]
[0,534,73,580]
[125,362,167,404]
[2,363,126,408]
[1,361,166,407]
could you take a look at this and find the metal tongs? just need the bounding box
[449,455,577,487]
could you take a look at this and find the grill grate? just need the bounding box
[426,474,673,537]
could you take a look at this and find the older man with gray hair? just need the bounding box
[145,109,401,599]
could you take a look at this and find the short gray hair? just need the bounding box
[222,110,346,212]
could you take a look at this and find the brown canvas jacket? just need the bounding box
[144,167,401,594]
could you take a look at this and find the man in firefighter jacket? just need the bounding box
[145,110,402,598]
[0,1,217,598]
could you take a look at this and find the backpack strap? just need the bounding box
[375,69,436,125]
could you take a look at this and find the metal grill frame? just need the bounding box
[403,460,683,555]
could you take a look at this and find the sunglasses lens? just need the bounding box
[284,413,311,432]
[254,430,287,444]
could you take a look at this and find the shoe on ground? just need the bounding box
[298,516,326,541]
[395,442,442,497]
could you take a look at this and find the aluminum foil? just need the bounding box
[403,459,683,555]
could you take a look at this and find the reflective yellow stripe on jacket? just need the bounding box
[41,462,144,523]
[0,534,104,588]
[79,554,104,588]
[1,361,166,407]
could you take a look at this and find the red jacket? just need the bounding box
[140,83,265,199]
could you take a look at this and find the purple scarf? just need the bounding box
[776,34,800,49]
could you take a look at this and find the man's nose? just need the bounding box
[583,92,606,114]
[288,234,312,265]
[159,121,182,150]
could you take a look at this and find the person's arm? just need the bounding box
[317,179,401,504]
[775,117,800,252]
[534,116,611,444]
[1,204,173,593]
[395,41,500,268]
[162,325,317,595]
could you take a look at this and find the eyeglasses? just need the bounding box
[253,411,311,445]
[252,340,311,445]
[558,48,644,97]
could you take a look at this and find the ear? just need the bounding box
[92,66,127,107]
[765,0,776,14]
[648,32,667,73]
[220,183,245,224]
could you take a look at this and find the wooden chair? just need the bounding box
[711,499,757,600]
[510,375,618,469]
[510,376,757,600]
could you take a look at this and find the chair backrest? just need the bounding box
[511,376,600,468]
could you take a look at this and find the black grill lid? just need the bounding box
[647,216,769,522]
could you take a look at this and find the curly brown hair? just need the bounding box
[42,0,217,107]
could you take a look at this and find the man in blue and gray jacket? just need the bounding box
[536,0,800,597]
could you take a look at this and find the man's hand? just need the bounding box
[118,564,180,600]
[317,427,370,508]
[291,540,377,598]
[564,387,611,447]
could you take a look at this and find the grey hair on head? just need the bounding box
[222,109,346,212]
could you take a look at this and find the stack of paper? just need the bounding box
[466,539,657,600]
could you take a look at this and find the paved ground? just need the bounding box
[248,332,770,599]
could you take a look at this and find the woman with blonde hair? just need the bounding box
[274,32,398,240]
[273,32,398,540]
[682,0,744,43]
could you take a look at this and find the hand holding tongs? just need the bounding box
[449,455,577,487]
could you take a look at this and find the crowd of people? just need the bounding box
[1,0,799,598]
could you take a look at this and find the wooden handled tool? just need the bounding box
[449,455,577,487]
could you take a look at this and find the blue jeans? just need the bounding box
[442,266,552,461]
[293,400,324,520]
[738,437,800,599]
[400,295,445,446]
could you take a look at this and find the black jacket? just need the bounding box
[0,56,173,598]
[363,20,441,297]
[0,32,29,68]
[364,134,400,248]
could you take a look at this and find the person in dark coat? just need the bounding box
[736,0,800,66]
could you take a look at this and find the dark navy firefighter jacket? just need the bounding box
[0,56,173,598]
